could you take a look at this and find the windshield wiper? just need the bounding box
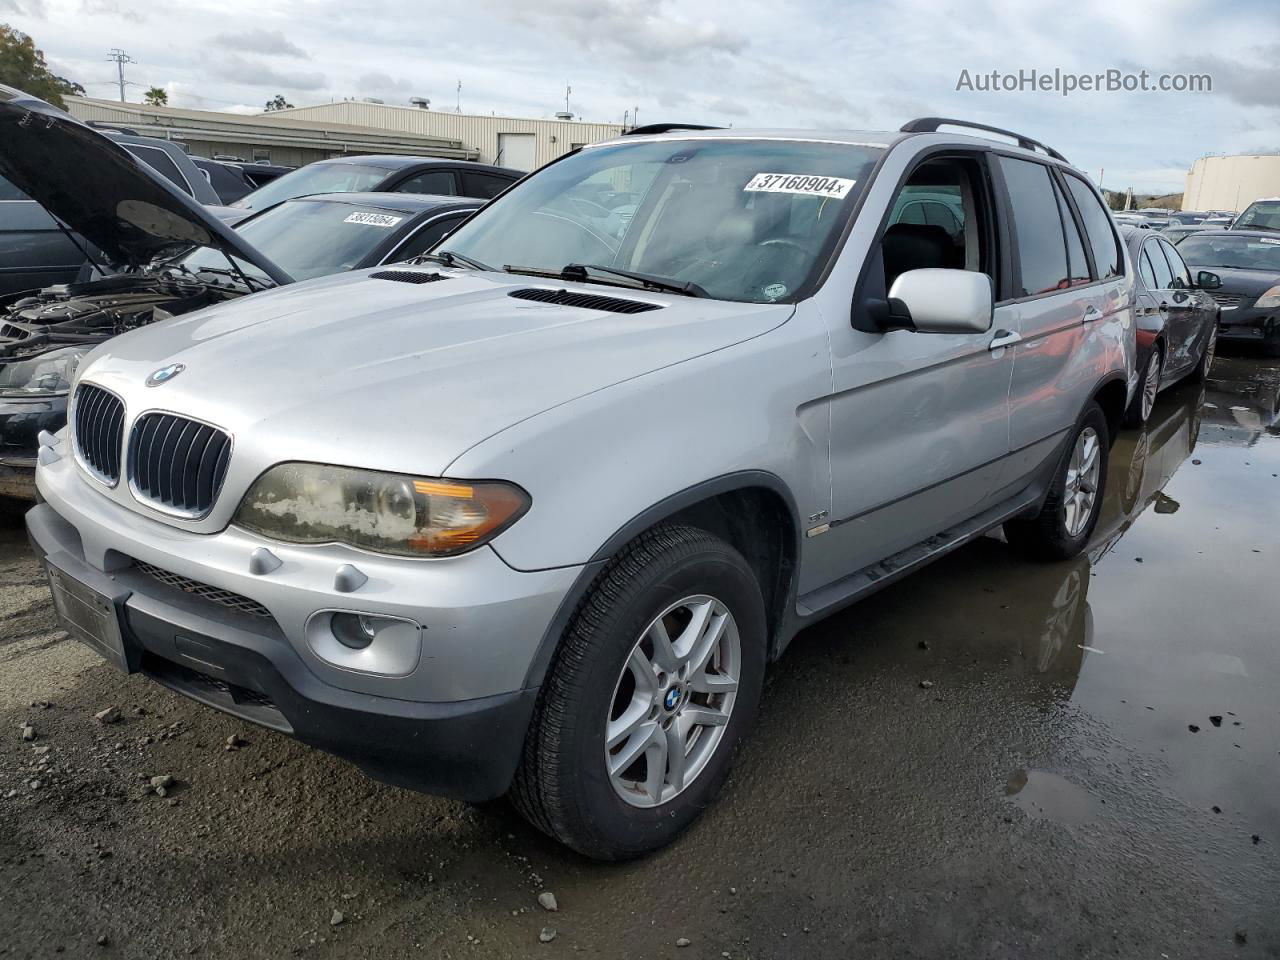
[416,249,494,271]
[503,263,709,298]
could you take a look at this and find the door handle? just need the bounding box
[989,329,1022,351]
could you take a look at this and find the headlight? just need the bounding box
[233,462,530,558]
[0,346,88,397]
[1256,285,1280,309]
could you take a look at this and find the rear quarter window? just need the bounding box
[1064,173,1123,279]
[126,145,193,196]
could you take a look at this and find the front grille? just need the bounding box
[133,559,273,619]
[1211,293,1243,308]
[72,383,125,483]
[127,413,231,517]
[369,269,448,284]
[508,287,661,314]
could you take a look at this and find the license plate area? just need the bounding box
[46,555,134,673]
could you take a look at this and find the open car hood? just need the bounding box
[0,85,290,284]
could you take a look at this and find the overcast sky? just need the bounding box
[3,0,1278,192]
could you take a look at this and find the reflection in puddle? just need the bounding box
[1005,769,1099,825]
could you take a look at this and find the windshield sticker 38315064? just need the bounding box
[744,173,856,199]
[343,212,404,228]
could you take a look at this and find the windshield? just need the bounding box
[440,138,882,303]
[1235,200,1280,232]
[179,199,404,282]
[232,161,395,210]
[1177,234,1280,271]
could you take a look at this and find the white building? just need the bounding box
[273,100,625,172]
[1183,154,1280,213]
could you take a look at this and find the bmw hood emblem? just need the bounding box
[146,363,186,387]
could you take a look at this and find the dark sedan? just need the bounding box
[1119,226,1220,425]
[1175,230,1280,356]
[231,154,523,212]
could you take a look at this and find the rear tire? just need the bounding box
[510,524,767,860]
[1005,402,1109,561]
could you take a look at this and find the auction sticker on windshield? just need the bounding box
[744,173,856,199]
[343,212,403,227]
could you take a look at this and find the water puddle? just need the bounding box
[1005,769,1099,825]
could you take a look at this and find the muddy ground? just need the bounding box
[1,354,1278,959]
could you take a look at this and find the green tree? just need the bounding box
[143,86,167,106]
[264,94,293,112]
[0,25,84,108]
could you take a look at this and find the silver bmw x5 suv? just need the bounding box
[28,116,1142,859]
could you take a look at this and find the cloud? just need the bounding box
[1181,45,1280,109]
[0,0,46,15]
[207,54,326,92]
[211,29,309,59]
[355,71,410,94]
[78,0,143,21]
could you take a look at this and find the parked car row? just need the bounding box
[0,88,1248,859]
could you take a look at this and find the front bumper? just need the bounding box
[1216,304,1279,344]
[0,393,67,499]
[29,438,584,801]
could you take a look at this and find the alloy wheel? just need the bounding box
[1140,355,1160,421]
[1063,426,1101,538]
[605,595,740,808]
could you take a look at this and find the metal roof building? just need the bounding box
[272,100,625,171]
[63,96,476,167]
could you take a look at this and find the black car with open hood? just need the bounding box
[0,85,484,501]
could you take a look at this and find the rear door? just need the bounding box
[997,159,1128,480]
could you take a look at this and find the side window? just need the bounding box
[1064,173,1122,278]
[880,157,990,292]
[460,171,515,199]
[996,156,1069,296]
[1158,239,1192,288]
[0,174,29,201]
[390,215,466,261]
[125,145,193,196]
[395,170,458,196]
[1139,249,1158,290]
[1053,178,1091,285]
[1144,240,1173,290]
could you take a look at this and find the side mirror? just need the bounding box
[884,268,993,334]
[1196,270,1222,290]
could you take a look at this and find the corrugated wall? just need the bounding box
[1183,155,1280,213]
[276,102,624,170]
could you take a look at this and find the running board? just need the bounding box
[795,487,1043,620]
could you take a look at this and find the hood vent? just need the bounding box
[369,270,448,284]
[508,287,661,314]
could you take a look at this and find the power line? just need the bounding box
[105,48,135,103]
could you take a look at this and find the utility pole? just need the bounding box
[455,79,462,114]
[564,83,572,117]
[106,48,134,103]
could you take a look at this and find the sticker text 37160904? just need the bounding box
[743,173,856,199]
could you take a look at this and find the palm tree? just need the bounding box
[143,86,168,107]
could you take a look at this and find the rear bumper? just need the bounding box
[27,501,541,802]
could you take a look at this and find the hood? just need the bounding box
[76,269,793,492]
[1202,268,1280,298]
[0,85,289,284]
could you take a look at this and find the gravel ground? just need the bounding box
[1,355,1278,959]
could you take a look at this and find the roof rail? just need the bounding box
[899,117,1068,163]
[623,123,723,137]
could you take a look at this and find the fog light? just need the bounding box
[305,610,423,677]
[331,612,380,649]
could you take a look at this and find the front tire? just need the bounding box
[1189,325,1217,383]
[510,524,767,860]
[1005,402,1109,561]
[1124,348,1160,427]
